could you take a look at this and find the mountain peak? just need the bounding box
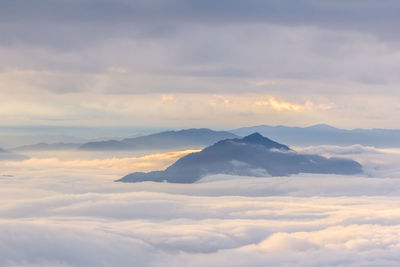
[306,124,338,130]
[243,132,264,140]
[118,132,362,183]
[241,132,290,150]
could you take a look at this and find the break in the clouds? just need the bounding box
[1,0,400,127]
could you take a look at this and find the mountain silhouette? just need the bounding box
[0,148,28,161]
[80,128,238,151]
[231,124,400,147]
[117,133,362,183]
[13,142,80,151]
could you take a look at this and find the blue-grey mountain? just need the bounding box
[0,148,28,161]
[13,142,80,151]
[231,124,400,147]
[117,133,362,183]
[80,129,238,151]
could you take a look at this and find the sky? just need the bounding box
[1,0,400,128]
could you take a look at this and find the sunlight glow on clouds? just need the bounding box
[255,97,314,111]
[1,149,199,178]
[254,96,336,112]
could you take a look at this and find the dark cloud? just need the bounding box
[1,1,399,31]
[0,0,399,125]
[1,0,400,52]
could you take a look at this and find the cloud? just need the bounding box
[0,150,28,161]
[255,96,314,111]
[1,186,400,266]
[1,1,399,42]
[1,2,400,127]
[245,232,320,252]
[296,144,400,178]
[296,144,383,156]
[2,2,400,89]
[0,87,346,127]
[0,149,199,180]
[0,147,400,266]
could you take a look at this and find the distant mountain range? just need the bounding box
[231,124,400,147]
[9,124,400,152]
[79,129,238,151]
[0,147,28,161]
[13,142,80,151]
[117,133,362,183]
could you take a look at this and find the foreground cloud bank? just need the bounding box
[0,146,400,266]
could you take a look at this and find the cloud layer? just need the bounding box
[0,146,400,266]
[1,1,400,127]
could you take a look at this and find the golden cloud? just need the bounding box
[255,96,334,112]
[0,149,200,179]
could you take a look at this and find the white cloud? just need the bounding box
[0,147,400,266]
[296,144,400,178]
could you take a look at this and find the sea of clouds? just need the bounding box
[1,145,400,266]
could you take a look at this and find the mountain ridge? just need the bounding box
[118,133,362,183]
[80,128,238,151]
[230,124,400,147]
[0,148,28,161]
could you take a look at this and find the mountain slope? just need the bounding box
[231,124,400,147]
[117,133,362,183]
[80,128,238,151]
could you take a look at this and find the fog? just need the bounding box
[1,146,399,266]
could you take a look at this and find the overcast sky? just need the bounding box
[1,0,399,129]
